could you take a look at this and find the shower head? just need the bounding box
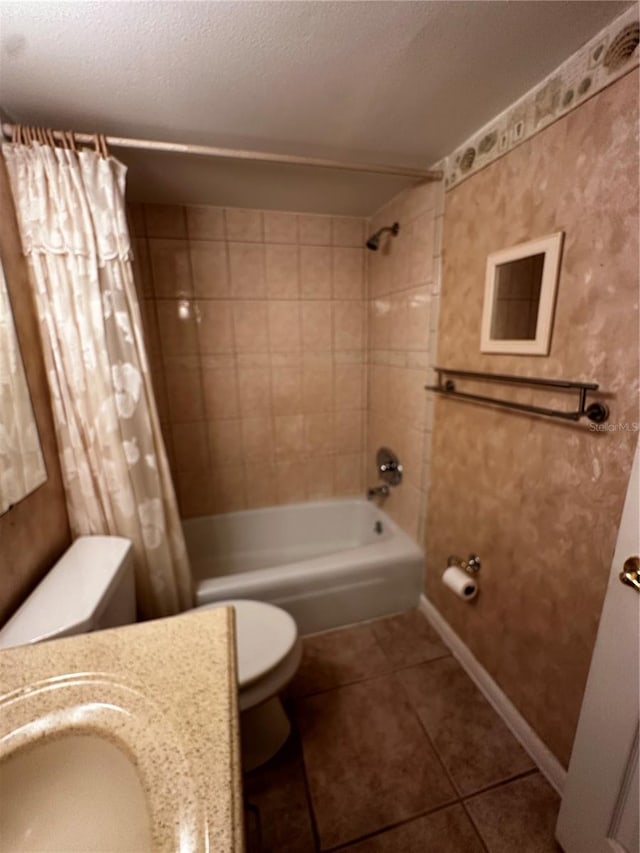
[365,222,400,251]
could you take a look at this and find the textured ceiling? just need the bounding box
[0,1,631,215]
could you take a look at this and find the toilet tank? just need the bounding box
[0,536,136,649]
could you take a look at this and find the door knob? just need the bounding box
[619,556,640,592]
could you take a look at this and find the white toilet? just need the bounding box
[197,599,302,770]
[0,536,302,771]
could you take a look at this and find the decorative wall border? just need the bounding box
[445,5,639,191]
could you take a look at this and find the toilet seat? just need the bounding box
[196,599,302,768]
[196,599,300,694]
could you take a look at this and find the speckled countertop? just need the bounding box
[0,607,244,852]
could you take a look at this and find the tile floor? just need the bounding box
[244,609,562,853]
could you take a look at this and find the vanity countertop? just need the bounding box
[0,606,244,852]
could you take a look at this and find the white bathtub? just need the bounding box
[183,499,424,635]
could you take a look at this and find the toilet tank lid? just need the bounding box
[0,536,133,649]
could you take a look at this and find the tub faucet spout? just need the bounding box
[367,484,390,500]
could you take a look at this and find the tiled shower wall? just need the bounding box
[366,181,444,540]
[128,204,367,517]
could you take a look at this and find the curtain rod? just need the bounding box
[0,122,442,182]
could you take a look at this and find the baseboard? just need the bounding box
[419,594,567,795]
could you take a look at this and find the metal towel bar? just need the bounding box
[425,367,609,424]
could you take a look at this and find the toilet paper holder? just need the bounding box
[447,554,482,575]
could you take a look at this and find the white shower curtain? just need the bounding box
[2,137,193,618]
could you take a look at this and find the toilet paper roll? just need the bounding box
[442,565,478,600]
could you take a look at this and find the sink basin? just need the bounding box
[0,734,153,853]
[0,673,205,851]
[0,609,244,852]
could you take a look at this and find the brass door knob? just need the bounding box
[619,556,640,592]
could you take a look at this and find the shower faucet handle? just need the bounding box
[376,447,403,486]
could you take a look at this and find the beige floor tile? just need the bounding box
[296,674,455,848]
[465,773,562,853]
[371,609,450,669]
[288,624,391,698]
[399,657,535,794]
[342,804,485,852]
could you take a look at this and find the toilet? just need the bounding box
[0,536,302,771]
[197,599,302,770]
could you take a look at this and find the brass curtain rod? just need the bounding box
[0,122,442,182]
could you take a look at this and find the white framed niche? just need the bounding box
[480,231,563,355]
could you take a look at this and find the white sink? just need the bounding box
[0,609,243,852]
[0,733,153,853]
[0,674,203,852]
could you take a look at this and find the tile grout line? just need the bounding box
[461,766,540,801]
[392,667,466,801]
[323,797,465,852]
[419,595,566,794]
[184,203,217,507]
[456,768,543,853]
[459,800,492,853]
[288,715,324,853]
[259,210,282,506]
[247,593,564,851]
[223,209,249,513]
[369,623,543,837]
[293,707,539,853]
[292,615,455,699]
[391,639,543,809]
[147,207,201,505]
[369,621,454,675]
[291,617,542,852]
[293,626,463,851]
[385,663,493,853]
[290,650,453,701]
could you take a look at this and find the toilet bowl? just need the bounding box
[196,599,302,771]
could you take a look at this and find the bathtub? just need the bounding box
[183,499,424,635]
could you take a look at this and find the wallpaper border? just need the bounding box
[445,6,639,192]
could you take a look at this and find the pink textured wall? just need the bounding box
[426,70,639,766]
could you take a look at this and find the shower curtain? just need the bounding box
[2,133,193,618]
